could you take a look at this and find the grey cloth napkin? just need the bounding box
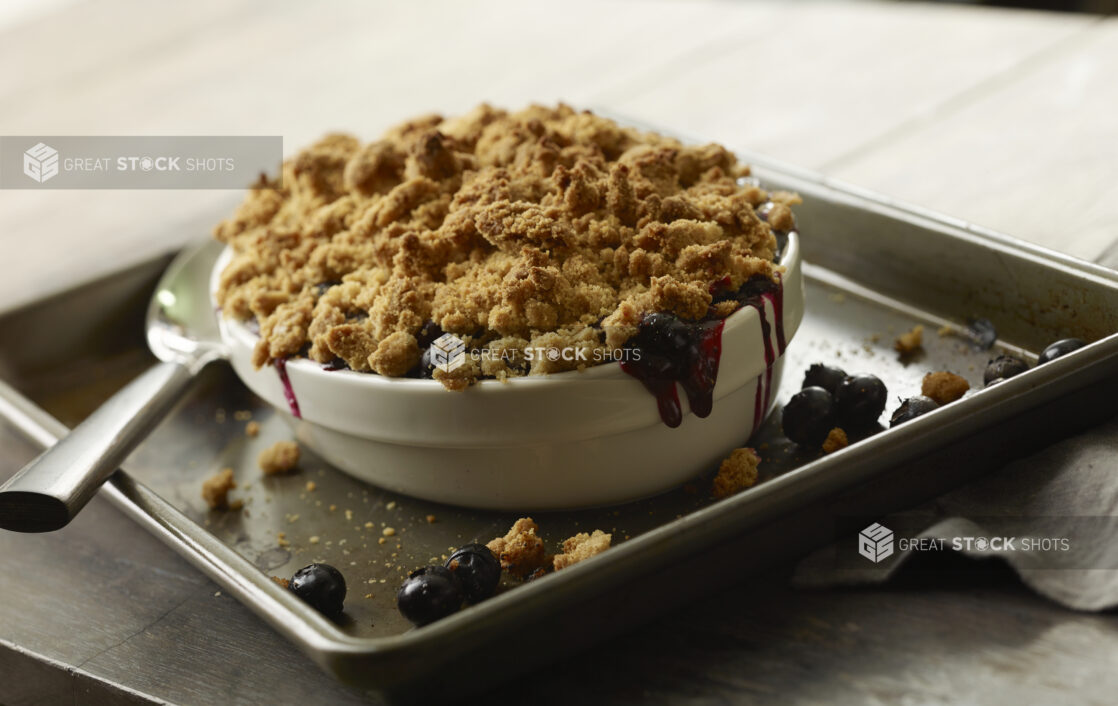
[793,416,1118,611]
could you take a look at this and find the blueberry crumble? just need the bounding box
[213,104,797,401]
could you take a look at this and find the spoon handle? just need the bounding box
[0,360,196,532]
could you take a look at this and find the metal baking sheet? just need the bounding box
[3,147,1118,702]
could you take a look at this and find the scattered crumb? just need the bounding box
[386,501,396,510]
[712,448,760,499]
[214,591,222,597]
[365,521,375,529]
[382,527,396,537]
[245,421,260,437]
[922,371,970,405]
[937,325,954,337]
[364,593,374,599]
[305,481,316,492]
[426,514,437,524]
[345,509,354,521]
[378,537,387,545]
[309,536,320,544]
[822,428,849,454]
[258,440,300,475]
[894,325,924,356]
[271,576,290,589]
[234,410,252,421]
[553,530,612,570]
[487,517,550,578]
[201,468,237,510]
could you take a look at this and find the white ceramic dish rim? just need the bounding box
[213,233,801,393]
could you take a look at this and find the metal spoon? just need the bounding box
[0,239,227,532]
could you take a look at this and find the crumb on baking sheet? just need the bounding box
[894,325,924,356]
[922,371,970,404]
[245,421,260,437]
[305,480,316,492]
[487,517,550,578]
[258,440,300,475]
[711,447,760,499]
[426,514,437,524]
[201,467,237,510]
[553,530,612,570]
[822,427,848,454]
[271,576,290,589]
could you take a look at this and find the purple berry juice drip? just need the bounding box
[273,358,302,419]
[620,315,725,428]
[627,273,787,430]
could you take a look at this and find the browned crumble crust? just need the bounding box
[895,324,924,356]
[258,440,300,475]
[214,104,793,389]
[822,428,849,454]
[922,371,969,404]
[553,530,612,570]
[202,467,238,510]
[712,447,760,499]
[486,517,550,578]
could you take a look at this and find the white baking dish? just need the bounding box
[213,233,803,509]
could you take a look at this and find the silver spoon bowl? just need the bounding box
[0,239,226,532]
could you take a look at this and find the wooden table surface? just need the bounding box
[1,1,1117,704]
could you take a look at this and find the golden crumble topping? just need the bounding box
[922,371,970,405]
[201,467,239,510]
[822,427,848,454]
[486,517,550,578]
[214,104,794,389]
[553,530,612,570]
[711,447,760,498]
[894,324,924,356]
[258,440,300,475]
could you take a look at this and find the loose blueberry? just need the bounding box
[983,355,1028,386]
[889,396,940,427]
[802,363,847,395]
[834,374,887,430]
[289,563,346,618]
[1038,338,1085,364]
[397,565,462,626]
[445,544,501,603]
[966,318,998,350]
[782,387,836,446]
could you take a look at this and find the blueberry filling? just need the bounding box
[983,354,1028,386]
[622,273,785,428]
[444,544,501,603]
[889,396,939,427]
[965,317,998,350]
[273,358,301,419]
[289,563,346,618]
[802,363,847,396]
[782,386,836,446]
[1038,338,1085,364]
[833,374,887,430]
[397,565,463,626]
[620,313,724,428]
